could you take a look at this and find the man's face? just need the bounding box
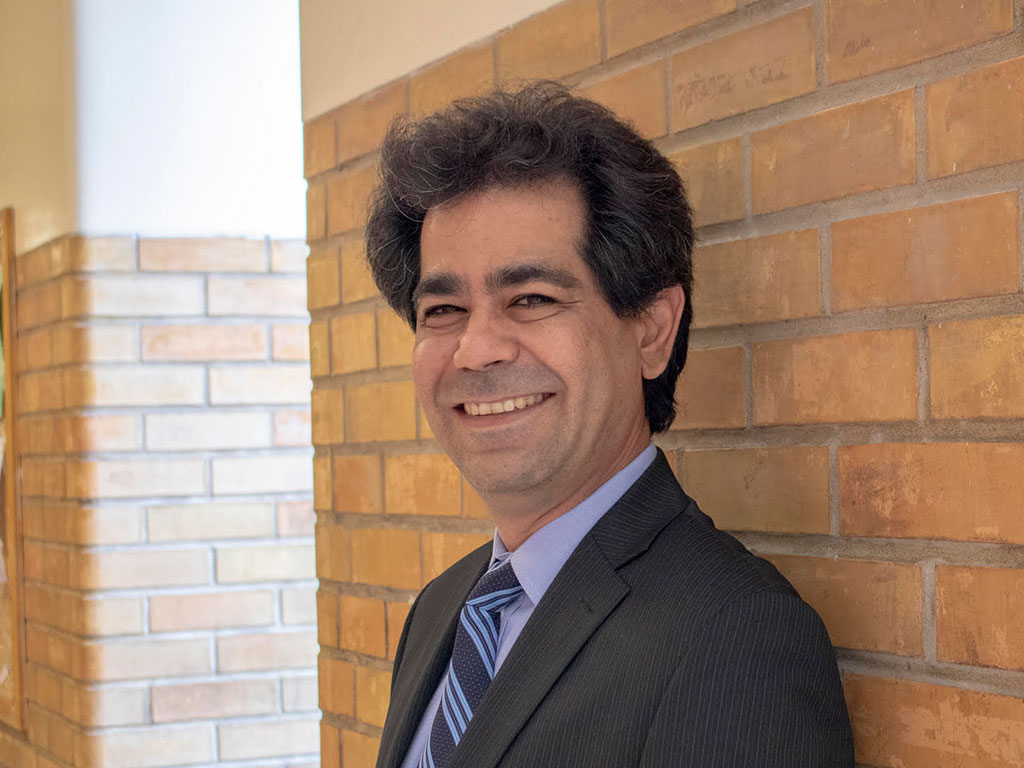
[412,179,652,515]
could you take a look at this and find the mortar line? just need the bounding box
[828,441,839,537]
[917,325,931,426]
[743,343,754,428]
[914,85,927,190]
[818,222,832,315]
[812,0,826,88]
[922,560,937,662]
[598,0,608,62]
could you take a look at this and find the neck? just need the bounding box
[486,437,650,551]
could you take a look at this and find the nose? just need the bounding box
[452,308,518,370]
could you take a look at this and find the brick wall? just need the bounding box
[0,236,319,767]
[306,1,1024,765]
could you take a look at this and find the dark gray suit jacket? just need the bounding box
[376,451,854,767]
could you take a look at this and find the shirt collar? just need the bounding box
[490,442,657,607]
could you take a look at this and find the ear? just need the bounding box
[637,285,686,380]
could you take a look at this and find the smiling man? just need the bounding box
[365,83,854,768]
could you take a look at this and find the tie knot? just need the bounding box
[465,560,522,614]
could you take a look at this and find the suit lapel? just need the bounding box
[449,450,686,768]
[377,552,489,768]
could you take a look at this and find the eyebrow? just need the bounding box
[412,262,583,307]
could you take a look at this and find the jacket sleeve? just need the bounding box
[638,591,855,768]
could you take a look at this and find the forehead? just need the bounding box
[418,180,588,279]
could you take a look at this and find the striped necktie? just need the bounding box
[419,560,523,768]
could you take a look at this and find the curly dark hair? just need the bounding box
[365,82,694,433]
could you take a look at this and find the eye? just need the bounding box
[510,294,555,309]
[419,303,464,326]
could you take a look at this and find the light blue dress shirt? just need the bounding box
[400,443,657,768]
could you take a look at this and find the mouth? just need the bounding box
[458,393,552,416]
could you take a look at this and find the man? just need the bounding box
[365,83,854,768]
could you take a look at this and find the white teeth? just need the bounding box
[463,393,546,416]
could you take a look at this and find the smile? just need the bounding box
[461,393,550,416]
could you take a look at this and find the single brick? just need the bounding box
[83,637,211,681]
[387,601,413,660]
[333,454,383,515]
[337,81,406,165]
[342,729,381,768]
[65,235,135,273]
[273,322,310,361]
[378,309,413,368]
[606,0,734,57]
[832,192,1020,311]
[356,665,391,728]
[218,717,319,760]
[341,239,377,303]
[16,281,61,329]
[927,56,1024,177]
[66,459,206,500]
[318,590,340,648]
[498,0,601,82]
[331,312,377,373]
[150,590,275,632]
[937,566,1024,671]
[270,239,308,272]
[216,543,315,583]
[274,408,313,447]
[669,138,744,226]
[212,455,313,495]
[692,230,820,328]
[579,60,667,139]
[322,724,341,768]
[751,90,915,213]
[826,0,1012,83]
[348,381,417,442]
[142,321,267,362]
[57,414,140,453]
[147,501,276,541]
[80,725,214,767]
[314,455,332,512]
[52,323,139,364]
[152,678,277,722]
[145,410,271,451]
[216,629,317,672]
[327,164,377,236]
[316,522,352,581]
[930,314,1024,419]
[840,442,1024,544]
[753,330,917,424]
[385,453,461,517]
[21,327,54,370]
[423,532,492,583]
[671,9,815,131]
[77,548,208,589]
[683,447,829,534]
[307,182,327,241]
[63,275,205,318]
[209,364,311,405]
[307,248,341,310]
[18,370,63,413]
[282,587,316,625]
[304,112,336,178]
[339,595,387,657]
[411,43,494,115]
[311,387,345,445]
[65,366,205,407]
[75,683,149,726]
[278,500,315,536]
[310,319,330,376]
[319,655,356,716]
[844,675,1024,767]
[351,528,422,590]
[766,555,923,656]
[138,238,264,272]
[208,275,307,316]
